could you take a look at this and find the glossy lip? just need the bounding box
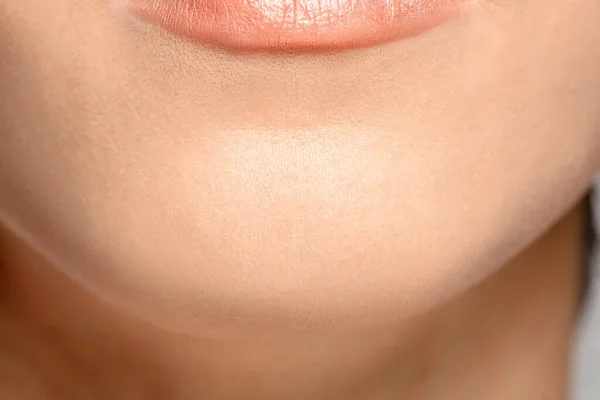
[125,0,470,52]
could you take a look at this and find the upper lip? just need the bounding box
[126,0,469,52]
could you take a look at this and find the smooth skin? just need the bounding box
[0,0,599,398]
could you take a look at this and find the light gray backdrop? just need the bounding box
[571,178,600,400]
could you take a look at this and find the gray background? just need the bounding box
[573,264,600,399]
[571,179,600,399]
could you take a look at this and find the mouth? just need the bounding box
[125,0,471,52]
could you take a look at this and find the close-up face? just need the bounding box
[1,0,600,334]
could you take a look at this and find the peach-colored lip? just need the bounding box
[125,0,469,52]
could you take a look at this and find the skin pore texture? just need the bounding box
[0,0,599,398]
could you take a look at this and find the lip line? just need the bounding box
[125,0,470,52]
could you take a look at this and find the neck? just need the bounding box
[0,203,584,400]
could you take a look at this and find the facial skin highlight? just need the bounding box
[0,0,600,338]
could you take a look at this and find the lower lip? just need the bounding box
[125,0,469,52]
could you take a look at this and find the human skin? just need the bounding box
[0,0,599,398]
[0,204,583,399]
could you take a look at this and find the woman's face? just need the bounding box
[1,0,599,332]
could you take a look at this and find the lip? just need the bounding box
[125,0,469,52]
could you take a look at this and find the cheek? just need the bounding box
[0,120,597,334]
